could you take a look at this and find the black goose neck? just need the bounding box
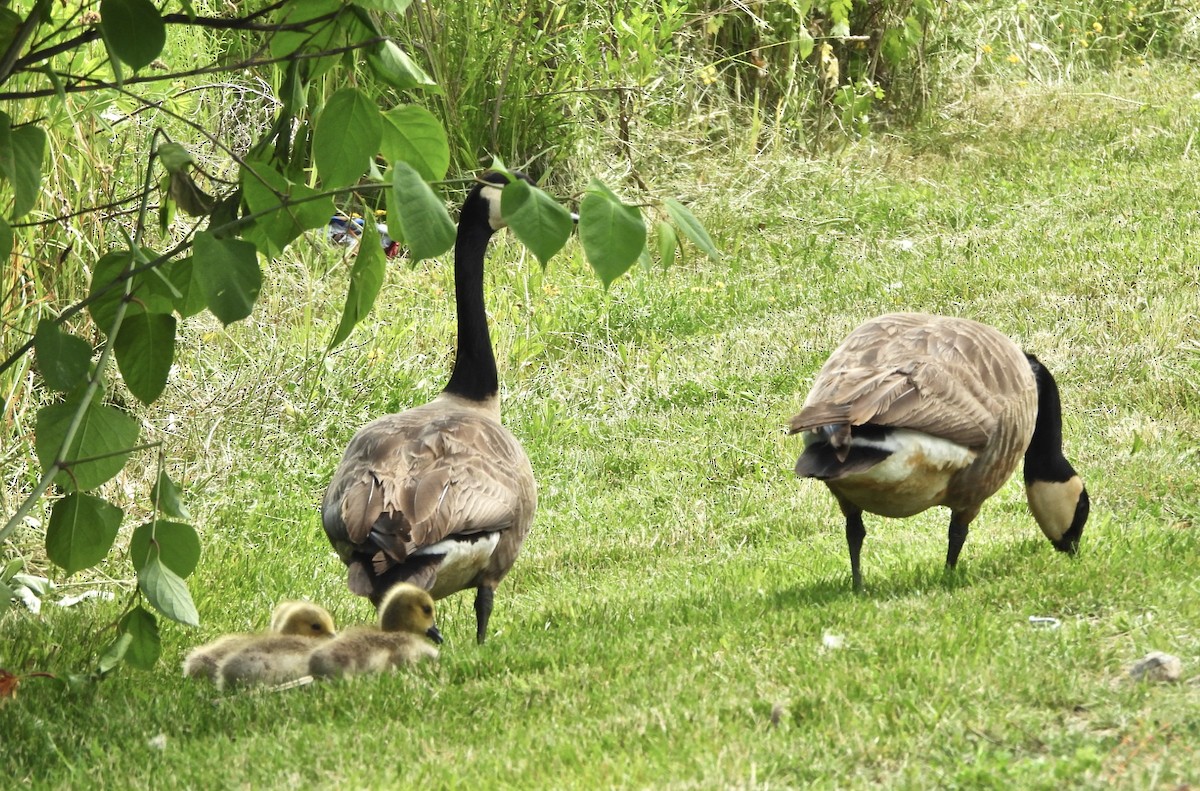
[443,200,499,401]
[1023,354,1075,483]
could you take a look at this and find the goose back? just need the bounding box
[790,312,1038,512]
[322,395,536,603]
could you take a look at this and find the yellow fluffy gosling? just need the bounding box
[182,601,336,681]
[309,583,443,679]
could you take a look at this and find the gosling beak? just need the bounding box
[426,625,444,644]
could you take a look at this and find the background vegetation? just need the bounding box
[2,0,1199,787]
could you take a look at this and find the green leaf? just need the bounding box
[156,142,195,175]
[46,494,123,576]
[353,0,413,11]
[578,181,646,289]
[328,221,387,351]
[664,198,720,263]
[35,320,93,393]
[130,521,200,578]
[501,179,573,268]
[87,249,136,329]
[139,551,200,626]
[380,105,450,182]
[192,232,261,325]
[314,88,382,190]
[240,159,336,258]
[113,312,176,404]
[656,220,678,269]
[120,606,162,670]
[87,247,177,330]
[35,396,140,492]
[0,216,11,262]
[796,26,815,60]
[162,256,206,318]
[270,0,342,59]
[367,39,438,92]
[881,28,907,67]
[391,161,455,262]
[98,631,133,674]
[151,470,190,520]
[0,116,48,220]
[99,0,165,71]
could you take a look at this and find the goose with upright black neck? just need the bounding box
[322,172,538,644]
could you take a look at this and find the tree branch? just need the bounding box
[12,7,340,73]
[0,36,388,101]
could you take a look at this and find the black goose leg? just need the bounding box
[474,585,495,644]
[946,510,975,569]
[837,496,867,592]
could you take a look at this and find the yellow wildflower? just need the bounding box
[1007,54,1021,63]
[1093,21,1103,33]
[982,43,993,54]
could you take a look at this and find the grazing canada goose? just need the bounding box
[322,172,538,644]
[787,312,1089,590]
[182,601,336,681]
[309,583,442,678]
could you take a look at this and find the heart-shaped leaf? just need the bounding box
[501,179,574,268]
[367,40,438,92]
[193,232,261,325]
[151,470,190,520]
[391,161,455,262]
[578,180,646,289]
[664,198,720,263]
[328,220,387,351]
[113,312,176,404]
[35,396,139,492]
[130,521,200,578]
[240,159,336,258]
[380,105,450,182]
[46,494,123,576]
[99,0,165,71]
[120,606,162,670]
[138,550,199,626]
[2,122,47,219]
[35,321,93,393]
[314,88,382,189]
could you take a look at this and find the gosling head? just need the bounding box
[269,601,337,638]
[377,583,444,644]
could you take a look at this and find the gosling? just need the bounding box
[183,600,336,681]
[309,583,443,679]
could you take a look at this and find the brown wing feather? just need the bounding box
[323,402,535,565]
[789,313,1032,449]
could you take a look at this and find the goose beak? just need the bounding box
[426,625,444,644]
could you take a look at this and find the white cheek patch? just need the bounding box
[480,184,506,230]
[1027,476,1084,541]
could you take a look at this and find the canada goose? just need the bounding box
[322,172,538,644]
[309,583,442,678]
[182,601,336,681]
[787,312,1089,590]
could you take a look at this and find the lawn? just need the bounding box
[2,64,1199,789]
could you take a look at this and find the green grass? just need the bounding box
[4,63,1200,788]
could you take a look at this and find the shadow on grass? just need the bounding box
[769,536,1071,608]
